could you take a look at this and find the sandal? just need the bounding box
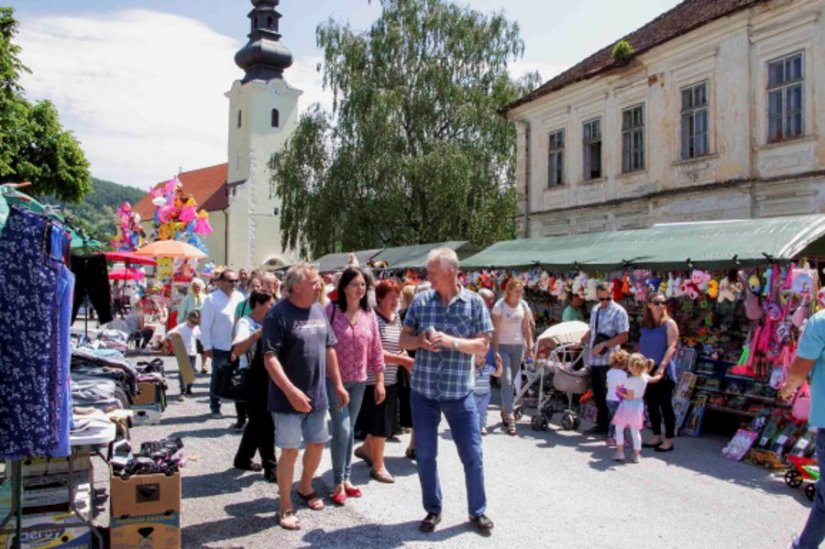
[504,415,517,436]
[296,490,324,511]
[279,510,301,530]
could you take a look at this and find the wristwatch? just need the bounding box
[452,338,460,351]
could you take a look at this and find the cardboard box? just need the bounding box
[0,492,91,548]
[131,404,163,426]
[110,469,180,518]
[109,511,179,549]
[133,381,160,406]
[6,451,91,478]
[0,472,89,514]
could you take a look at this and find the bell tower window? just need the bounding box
[271,109,280,128]
[237,110,242,128]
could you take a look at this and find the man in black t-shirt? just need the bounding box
[263,263,348,530]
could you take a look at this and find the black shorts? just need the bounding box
[356,383,398,438]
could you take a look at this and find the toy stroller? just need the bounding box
[786,454,819,501]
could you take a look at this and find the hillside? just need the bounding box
[38,178,147,246]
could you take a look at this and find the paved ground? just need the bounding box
[127,355,811,548]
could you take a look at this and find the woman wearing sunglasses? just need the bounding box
[640,292,680,452]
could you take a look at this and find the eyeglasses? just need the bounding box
[650,301,666,306]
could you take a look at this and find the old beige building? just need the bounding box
[507,0,825,238]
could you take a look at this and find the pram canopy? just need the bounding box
[536,321,589,347]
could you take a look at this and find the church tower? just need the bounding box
[225,0,301,269]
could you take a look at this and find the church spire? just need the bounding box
[234,0,294,83]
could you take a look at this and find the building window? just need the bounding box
[547,130,564,187]
[680,82,709,159]
[237,110,242,128]
[582,118,601,180]
[271,109,279,128]
[767,52,804,143]
[622,104,644,173]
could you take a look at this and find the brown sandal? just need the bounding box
[296,490,324,511]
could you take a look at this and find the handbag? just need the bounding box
[214,356,248,402]
[592,309,612,353]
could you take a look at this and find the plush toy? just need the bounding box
[585,278,599,302]
[681,279,700,300]
[691,270,712,292]
[551,278,565,297]
[707,279,719,299]
[717,277,735,302]
[611,278,624,302]
[646,276,661,293]
[621,275,632,296]
[538,271,551,292]
[671,275,683,298]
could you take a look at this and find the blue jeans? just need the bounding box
[498,344,524,415]
[797,427,825,548]
[607,400,620,439]
[474,392,491,429]
[326,379,366,485]
[411,390,486,517]
[209,349,231,413]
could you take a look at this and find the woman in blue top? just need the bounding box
[640,292,680,452]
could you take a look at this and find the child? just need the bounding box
[606,350,629,447]
[474,348,503,435]
[165,310,201,397]
[611,353,663,463]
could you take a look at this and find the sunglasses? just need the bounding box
[598,297,611,302]
[223,279,239,284]
[650,301,666,306]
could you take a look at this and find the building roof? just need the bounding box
[133,163,228,219]
[505,0,764,113]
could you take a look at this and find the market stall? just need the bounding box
[460,215,825,480]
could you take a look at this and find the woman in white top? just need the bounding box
[491,278,534,435]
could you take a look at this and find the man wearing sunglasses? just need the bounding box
[579,281,629,435]
[201,269,246,418]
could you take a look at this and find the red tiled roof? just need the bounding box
[505,0,765,113]
[133,163,228,219]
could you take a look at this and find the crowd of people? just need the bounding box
[123,249,698,535]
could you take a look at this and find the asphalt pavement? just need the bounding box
[127,355,810,548]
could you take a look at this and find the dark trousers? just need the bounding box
[70,254,113,324]
[590,365,610,430]
[236,402,247,424]
[234,400,276,473]
[644,376,676,438]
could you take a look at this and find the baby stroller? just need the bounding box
[511,321,591,431]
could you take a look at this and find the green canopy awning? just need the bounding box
[461,215,825,272]
[373,241,475,269]
[314,249,383,273]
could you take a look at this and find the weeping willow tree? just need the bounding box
[271,0,540,259]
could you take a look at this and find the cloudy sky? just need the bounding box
[9,0,680,190]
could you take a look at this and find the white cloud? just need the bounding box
[16,9,332,190]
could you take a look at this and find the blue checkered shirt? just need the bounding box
[587,300,630,366]
[404,288,494,400]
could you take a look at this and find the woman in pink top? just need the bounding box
[326,267,385,505]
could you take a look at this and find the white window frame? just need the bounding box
[766,51,804,143]
[680,81,710,160]
[621,104,644,173]
[582,118,602,181]
[547,129,564,187]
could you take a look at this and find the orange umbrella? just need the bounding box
[134,240,207,259]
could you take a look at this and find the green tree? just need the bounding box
[271,0,540,259]
[0,8,91,202]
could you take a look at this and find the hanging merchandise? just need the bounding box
[0,207,74,459]
[70,253,114,324]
